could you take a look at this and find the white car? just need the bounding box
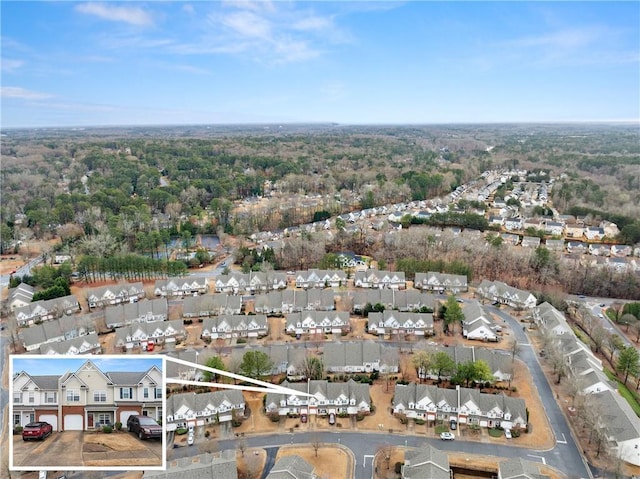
[440,432,455,440]
[187,432,194,446]
[505,429,512,439]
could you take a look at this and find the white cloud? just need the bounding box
[1,58,24,73]
[75,3,153,27]
[292,16,333,32]
[1,86,53,100]
[507,27,603,50]
[222,10,272,39]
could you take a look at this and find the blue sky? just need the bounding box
[1,1,638,127]
[12,356,163,376]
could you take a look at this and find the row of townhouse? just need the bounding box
[13,360,162,431]
[417,344,513,383]
[414,272,468,293]
[475,280,537,310]
[86,282,146,309]
[214,271,287,294]
[165,390,245,431]
[353,270,406,289]
[105,298,168,329]
[154,277,208,297]
[182,294,242,317]
[114,319,186,350]
[285,311,350,336]
[14,294,81,327]
[402,445,449,479]
[462,301,502,342]
[367,310,434,337]
[6,283,35,312]
[20,315,97,352]
[295,269,348,289]
[265,379,371,417]
[200,314,268,340]
[530,302,640,466]
[253,289,335,315]
[38,333,101,355]
[351,290,437,314]
[143,451,238,479]
[392,383,527,430]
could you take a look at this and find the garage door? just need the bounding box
[120,410,139,426]
[40,415,57,431]
[64,414,83,431]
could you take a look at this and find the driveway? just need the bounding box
[12,430,162,468]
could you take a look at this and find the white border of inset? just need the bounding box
[9,354,166,472]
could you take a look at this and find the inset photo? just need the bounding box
[10,355,165,471]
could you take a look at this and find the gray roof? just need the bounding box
[499,458,549,479]
[166,390,245,417]
[266,455,315,479]
[38,333,100,355]
[593,389,640,443]
[17,373,59,390]
[403,445,449,479]
[143,450,237,479]
[323,341,398,370]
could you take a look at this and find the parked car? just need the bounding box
[505,428,512,439]
[449,419,457,430]
[440,432,455,440]
[127,415,163,440]
[328,413,336,425]
[22,422,53,441]
[187,431,194,446]
[301,414,308,423]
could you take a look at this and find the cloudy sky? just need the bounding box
[1,1,638,127]
[12,356,163,376]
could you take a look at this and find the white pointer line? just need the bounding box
[164,356,313,397]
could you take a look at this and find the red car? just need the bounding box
[22,422,53,441]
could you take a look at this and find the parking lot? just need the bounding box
[13,431,163,468]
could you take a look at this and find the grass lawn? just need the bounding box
[435,425,449,434]
[488,428,503,438]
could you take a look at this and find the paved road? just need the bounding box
[0,254,45,287]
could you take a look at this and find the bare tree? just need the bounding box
[376,444,393,471]
[311,432,322,457]
[237,437,247,458]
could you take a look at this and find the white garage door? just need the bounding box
[120,410,139,426]
[64,414,83,431]
[40,415,57,431]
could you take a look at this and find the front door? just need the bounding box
[88,414,94,428]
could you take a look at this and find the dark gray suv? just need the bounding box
[127,415,163,440]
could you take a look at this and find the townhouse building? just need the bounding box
[295,269,347,289]
[13,359,162,431]
[200,314,268,340]
[285,311,350,336]
[367,310,434,337]
[265,379,371,417]
[105,298,168,329]
[353,270,406,289]
[402,446,450,479]
[351,290,436,314]
[230,344,307,379]
[154,276,208,297]
[6,283,35,312]
[20,316,96,352]
[213,271,287,295]
[253,289,335,315]
[414,272,468,294]
[393,383,527,430]
[86,282,146,309]
[114,319,186,350]
[39,333,101,355]
[14,294,81,327]
[462,301,501,342]
[182,294,242,318]
[165,390,245,430]
[323,341,399,374]
[475,280,537,310]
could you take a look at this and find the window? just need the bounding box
[66,390,80,402]
[143,388,149,399]
[13,414,20,426]
[13,392,21,404]
[45,392,57,403]
[120,388,133,399]
[155,388,162,399]
[97,413,111,426]
[28,392,35,404]
[93,391,106,402]
[142,410,148,416]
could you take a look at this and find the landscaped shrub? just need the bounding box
[102,425,113,433]
[237,338,247,344]
[267,412,281,423]
[176,427,188,435]
[13,426,23,435]
[205,430,210,438]
[414,419,425,425]
[395,462,403,474]
[115,422,122,431]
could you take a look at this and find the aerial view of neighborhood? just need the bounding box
[1,2,639,479]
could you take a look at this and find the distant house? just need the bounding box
[114,319,185,350]
[267,455,317,479]
[165,390,245,430]
[504,218,523,232]
[544,221,564,236]
[498,458,550,479]
[14,295,81,327]
[500,233,520,246]
[521,236,541,249]
[38,333,101,355]
[104,298,168,329]
[566,241,587,254]
[214,271,287,295]
[143,451,237,479]
[295,269,347,289]
[20,317,96,352]
[585,227,605,241]
[610,244,632,257]
[414,272,468,293]
[544,239,565,252]
[7,283,35,312]
[323,341,399,374]
[564,223,585,239]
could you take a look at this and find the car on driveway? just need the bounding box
[301,414,308,423]
[505,428,512,439]
[440,432,455,440]
[127,415,163,440]
[22,422,53,441]
[328,413,336,425]
[449,419,457,430]
[187,431,194,446]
